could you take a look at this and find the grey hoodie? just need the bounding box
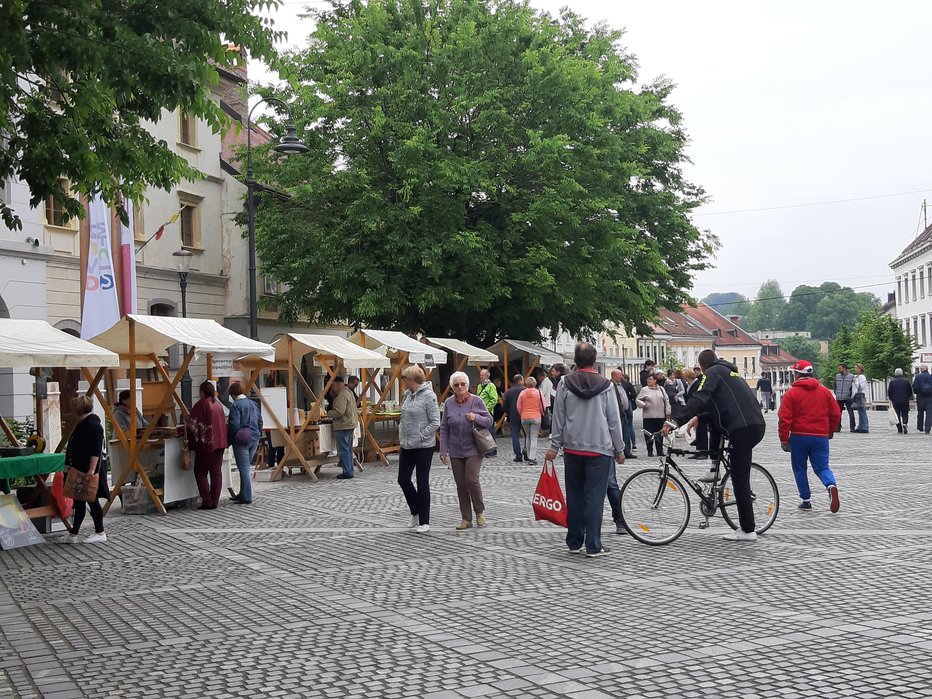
[399,382,441,449]
[549,370,625,458]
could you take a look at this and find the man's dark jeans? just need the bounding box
[917,396,932,434]
[836,399,855,432]
[622,410,634,455]
[606,462,621,523]
[564,452,612,554]
[728,425,766,534]
[510,419,522,458]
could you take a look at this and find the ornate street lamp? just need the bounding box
[173,248,194,408]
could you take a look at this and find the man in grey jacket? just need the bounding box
[833,363,856,433]
[545,343,625,558]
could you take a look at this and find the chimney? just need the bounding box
[729,315,741,327]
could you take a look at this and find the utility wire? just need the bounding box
[702,280,894,310]
[693,188,932,217]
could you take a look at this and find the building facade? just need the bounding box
[680,303,762,384]
[891,227,932,366]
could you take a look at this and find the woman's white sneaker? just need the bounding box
[84,533,107,544]
[408,515,419,528]
[415,524,430,533]
[723,530,757,542]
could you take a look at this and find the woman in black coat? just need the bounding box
[63,395,108,544]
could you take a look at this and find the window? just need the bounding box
[923,316,927,348]
[898,278,903,305]
[44,179,75,229]
[743,357,748,371]
[177,194,202,249]
[179,112,197,147]
[263,273,279,296]
[913,273,917,301]
[752,357,756,374]
[922,270,926,299]
[732,356,737,367]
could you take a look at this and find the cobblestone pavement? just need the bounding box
[2,411,931,698]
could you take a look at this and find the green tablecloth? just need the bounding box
[0,453,66,480]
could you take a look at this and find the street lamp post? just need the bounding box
[173,249,194,408]
[245,97,309,340]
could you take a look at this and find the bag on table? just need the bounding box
[532,460,567,527]
[63,467,99,502]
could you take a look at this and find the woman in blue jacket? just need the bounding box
[227,381,262,504]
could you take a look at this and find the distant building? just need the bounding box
[755,330,812,340]
[680,303,762,384]
[890,225,932,366]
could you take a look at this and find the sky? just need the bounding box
[250,1,932,304]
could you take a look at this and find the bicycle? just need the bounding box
[619,429,780,545]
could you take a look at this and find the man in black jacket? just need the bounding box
[502,375,525,462]
[664,349,765,542]
[887,368,913,434]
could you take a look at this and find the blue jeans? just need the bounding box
[790,434,836,500]
[510,419,522,459]
[563,452,612,554]
[334,429,355,476]
[627,409,636,449]
[606,462,621,523]
[622,410,634,455]
[856,406,869,432]
[233,438,259,502]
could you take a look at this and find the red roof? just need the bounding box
[649,308,715,339]
[759,339,798,365]
[679,304,760,347]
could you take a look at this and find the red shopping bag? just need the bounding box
[51,470,73,519]
[532,460,567,527]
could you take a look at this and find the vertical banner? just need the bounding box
[120,198,137,315]
[80,194,121,340]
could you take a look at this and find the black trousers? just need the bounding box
[642,417,665,455]
[728,425,766,534]
[892,402,909,432]
[73,498,105,534]
[917,397,932,434]
[836,399,855,432]
[398,446,434,525]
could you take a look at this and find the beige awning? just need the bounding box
[486,339,563,366]
[274,333,392,370]
[349,329,448,364]
[0,319,120,369]
[425,337,498,363]
[90,315,275,362]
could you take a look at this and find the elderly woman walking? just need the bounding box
[440,371,493,530]
[227,381,262,505]
[398,365,441,533]
[636,372,671,457]
[516,376,544,465]
[187,381,229,510]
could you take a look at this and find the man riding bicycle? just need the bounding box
[662,349,766,542]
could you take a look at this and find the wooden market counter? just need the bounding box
[0,453,73,532]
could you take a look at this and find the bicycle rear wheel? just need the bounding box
[620,468,691,545]
[719,463,780,534]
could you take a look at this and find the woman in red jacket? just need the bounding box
[186,381,229,510]
[778,361,841,513]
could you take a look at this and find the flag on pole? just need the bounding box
[135,206,185,253]
[81,193,122,340]
[120,198,137,315]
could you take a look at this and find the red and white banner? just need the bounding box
[120,198,137,315]
[80,194,121,340]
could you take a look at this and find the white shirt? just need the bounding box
[539,377,553,409]
[852,374,868,395]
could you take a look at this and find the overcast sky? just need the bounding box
[251,1,932,303]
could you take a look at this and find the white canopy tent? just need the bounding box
[270,333,391,370]
[423,337,499,401]
[0,319,120,369]
[487,339,563,390]
[350,329,448,365]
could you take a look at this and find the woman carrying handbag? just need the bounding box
[439,371,493,530]
[62,395,108,544]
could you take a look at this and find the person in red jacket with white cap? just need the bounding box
[778,360,841,512]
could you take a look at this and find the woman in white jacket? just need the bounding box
[852,363,869,433]
[636,373,671,456]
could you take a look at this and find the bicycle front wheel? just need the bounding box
[719,463,780,534]
[620,468,691,545]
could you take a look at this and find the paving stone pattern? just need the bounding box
[1,412,931,698]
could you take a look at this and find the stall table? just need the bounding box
[0,453,72,533]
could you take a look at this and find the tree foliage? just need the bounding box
[776,335,820,365]
[745,279,785,332]
[700,292,750,317]
[823,325,855,388]
[0,0,285,229]
[852,310,915,379]
[808,287,879,339]
[249,0,715,344]
[777,284,820,331]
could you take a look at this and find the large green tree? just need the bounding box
[778,284,820,331]
[0,0,284,228]
[852,310,915,379]
[809,287,880,339]
[249,0,715,344]
[700,292,751,317]
[745,279,785,332]
[776,335,820,365]
[823,325,855,388]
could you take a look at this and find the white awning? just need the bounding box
[274,334,392,370]
[90,315,275,362]
[486,339,563,367]
[425,337,498,364]
[349,329,448,365]
[0,319,120,369]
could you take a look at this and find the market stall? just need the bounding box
[0,319,120,533]
[423,337,499,402]
[486,339,562,390]
[89,315,274,515]
[348,330,448,464]
[235,333,391,481]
